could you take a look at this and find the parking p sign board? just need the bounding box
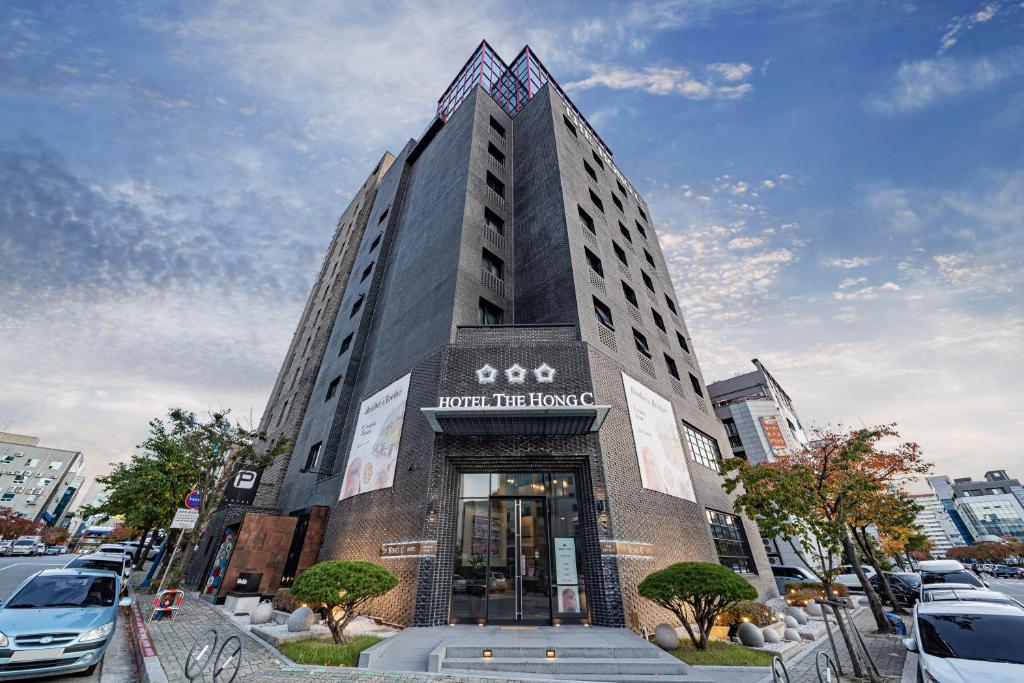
[171,507,199,530]
[185,490,202,510]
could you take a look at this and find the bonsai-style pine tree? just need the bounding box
[289,560,398,644]
[638,562,756,649]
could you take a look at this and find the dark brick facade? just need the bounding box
[201,55,778,631]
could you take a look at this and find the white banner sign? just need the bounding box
[554,537,578,585]
[340,373,412,500]
[622,372,695,502]
[170,507,199,529]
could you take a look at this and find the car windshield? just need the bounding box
[919,613,1024,664]
[894,574,921,588]
[920,571,983,587]
[67,558,122,573]
[14,540,34,546]
[6,575,116,608]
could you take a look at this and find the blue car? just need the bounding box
[0,568,132,678]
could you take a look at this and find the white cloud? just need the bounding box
[825,256,877,269]
[938,2,1000,54]
[870,51,1022,115]
[832,281,902,300]
[727,235,764,249]
[566,62,755,100]
[838,276,867,289]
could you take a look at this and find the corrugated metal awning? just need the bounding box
[420,405,610,436]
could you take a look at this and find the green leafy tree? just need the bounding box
[637,562,756,650]
[289,561,399,644]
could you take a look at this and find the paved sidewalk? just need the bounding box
[770,607,907,682]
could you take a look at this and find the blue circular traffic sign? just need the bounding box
[185,491,202,509]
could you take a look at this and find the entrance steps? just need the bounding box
[437,644,711,682]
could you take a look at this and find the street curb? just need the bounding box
[126,589,169,683]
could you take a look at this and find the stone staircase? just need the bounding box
[435,643,713,682]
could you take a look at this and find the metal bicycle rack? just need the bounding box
[185,628,243,683]
[816,597,882,681]
[771,654,790,683]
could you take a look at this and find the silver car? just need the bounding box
[905,600,1024,681]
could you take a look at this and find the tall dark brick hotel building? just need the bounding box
[190,41,777,628]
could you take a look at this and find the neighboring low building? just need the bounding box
[64,480,110,535]
[0,433,84,525]
[707,358,807,464]
[909,492,958,558]
[952,470,1024,541]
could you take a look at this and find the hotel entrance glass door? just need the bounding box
[489,498,551,623]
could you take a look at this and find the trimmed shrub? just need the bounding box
[289,561,398,644]
[638,562,757,650]
[272,588,302,613]
[718,600,777,627]
[783,581,848,606]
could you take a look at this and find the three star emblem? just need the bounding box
[474,363,557,385]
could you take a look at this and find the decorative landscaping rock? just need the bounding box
[804,601,823,617]
[785,606,809,625]
[653,624,679,650]
[250,600,273,625]
[784,628,801,642]
[762,627,781,643]
[737,622,765,648]
[783,615,799,629]
[287,607,316,632]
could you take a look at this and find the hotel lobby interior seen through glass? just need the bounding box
[450,472,586,624]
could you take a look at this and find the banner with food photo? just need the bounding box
[621,372,695,502]
[340,373,412,500]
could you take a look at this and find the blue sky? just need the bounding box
[1,1,1021,489]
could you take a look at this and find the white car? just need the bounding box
[918,559,987,600]
[921,583,980,602]
[922,588,1024,608]
[770,564,819,594]
[905,601,1024,682]
[835,564,876,590]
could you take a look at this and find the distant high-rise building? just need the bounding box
[926,475,973,545]
[949,470,1024,541]
[909,492,958,558]
[0,433,84,524]
[191,40,777,628]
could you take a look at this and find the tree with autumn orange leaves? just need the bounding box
[724,424,931,675]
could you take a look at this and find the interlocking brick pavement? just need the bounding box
[775,607,908,682]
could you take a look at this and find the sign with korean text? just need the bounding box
[171,507,199,529]
[184,491,202,509]
[759,416,788,452]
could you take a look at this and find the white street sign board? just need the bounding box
[171,507,199,529]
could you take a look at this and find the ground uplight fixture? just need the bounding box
[482,649,493,658]
[546,649,556,658]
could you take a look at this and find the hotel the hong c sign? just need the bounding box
[436,363,595,408]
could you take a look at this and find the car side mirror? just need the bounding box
[119,596,134,608]
[903,638,918,653]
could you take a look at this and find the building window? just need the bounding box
[676,331,690,353]
[276,400,289,428]
[644,249,656,269]
[25,459,39,468]
[593,297,614,330]
[611,193,624,213]
[486,171,504,198]
[706,509,756,573]
[637,205,648,222]
[642,270,655,292]
[583,159,597,182]
[490,116,505,138]
[0,493,13,502]
[633,328,651,357]
[664,295,677,315]
[616,179,627,195]
[651,308,666,332]
[338,333,353,356]
[361,262,373,282]
[685,423,723,472]
[613,242,627,266]
[589,189,604,213]
[47,461,63,471]
[481,249,504,279]
[689,372,703,396]
[487,142,505,166]
[618,222,632,243]
[378,207,389,224]
[0,455,13,464]
[325,376,340,401]
[591,150,605,170]
[484,207,504,235]
[478,298,503,325]
[664,354,680,380]
[369,233,382,253]
[584,247,604,277]
[350,295,364,318]
[563,114,577,137]
[303,442,322,472]
[635,220,647,239]
[13,475,26,484]
[578,206,595,233]
[622,281,638,307]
